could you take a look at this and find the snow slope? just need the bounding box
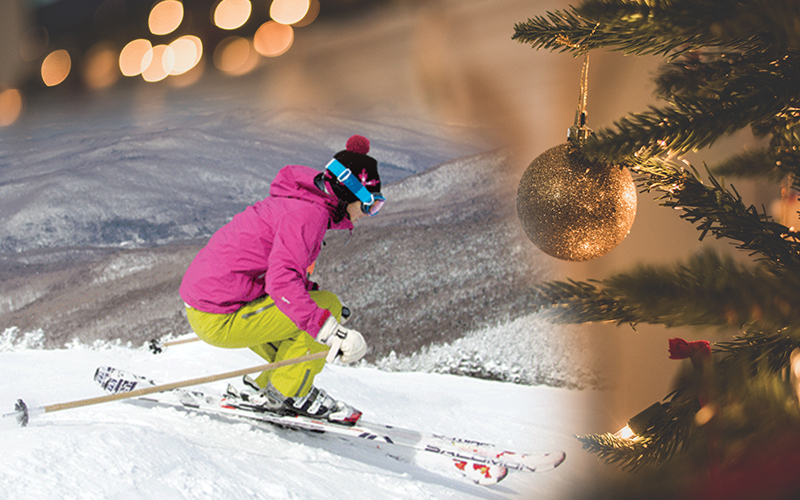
[0,334,603,499]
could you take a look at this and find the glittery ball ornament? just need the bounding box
[516,142,637,261]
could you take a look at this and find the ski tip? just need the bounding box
[538,450,566,472]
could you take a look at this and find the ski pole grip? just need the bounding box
[326,335,343,363]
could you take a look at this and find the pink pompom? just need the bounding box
[346,135,370,154]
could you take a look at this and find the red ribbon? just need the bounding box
[669,338,711,360]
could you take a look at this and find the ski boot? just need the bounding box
[243,375,362,425]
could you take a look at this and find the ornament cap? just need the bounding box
[567,124,592,143]
[568,110,592,143]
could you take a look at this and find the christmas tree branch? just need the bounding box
[580,93,786,163]
[515,1,800,164]
[714,328,800,373]
[532,249,800,330]
[512,0,800,59]
[579,328,800,471]
[710,148,786,182]
[577,397,700,471]
[635,159,800,269]
[581,51,800,162]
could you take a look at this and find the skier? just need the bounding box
[179,135,385,425]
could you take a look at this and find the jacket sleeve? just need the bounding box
[263,207,331,337]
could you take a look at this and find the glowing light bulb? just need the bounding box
[614,425,636,440]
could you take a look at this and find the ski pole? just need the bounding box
[148,336,201,354]
[3,350,329,427]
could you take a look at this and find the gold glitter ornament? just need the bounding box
[516,142,637,261]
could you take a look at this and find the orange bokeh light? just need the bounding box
[254,21,294,57]
[119,39,153,77]
[141,44,175,82]
[83,42,120,89]
[214,36,259,76]
[169,57,205,88]
[19,27,49,62]
[270,0,309,26]
[41,49,72,87]
[0,88,24,127]
[214,0,252,30]
[149,0,184,36]
[293,0,320,27]
[169,35,203,75]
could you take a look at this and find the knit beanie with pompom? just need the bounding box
[327,135,381,204]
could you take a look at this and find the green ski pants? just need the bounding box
[185,291,343,398]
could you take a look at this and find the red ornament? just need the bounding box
[346,135,370,154]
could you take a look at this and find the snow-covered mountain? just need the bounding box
[0,110,597,390]
[0,107,485,253]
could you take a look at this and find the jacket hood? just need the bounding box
[269,165,353,230]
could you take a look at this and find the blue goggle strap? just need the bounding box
[325,159,378,206]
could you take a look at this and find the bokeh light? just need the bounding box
[141,44,175,82]
[293,0,320,27]
[270,0,309,26]
[214,36,259,76]
[19,27,49,62]
[41,50,72,87]
[83,42,120,89]
[169,57,205,88]
[119,39,153,77]
[169,35,203,75]
[214,0,252,30]
[149,0,184,36]
[0,89,24,127]
[254,21,294,57]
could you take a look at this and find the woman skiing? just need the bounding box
[179,135,384,425]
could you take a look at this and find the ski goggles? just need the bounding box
[325,159,386,216]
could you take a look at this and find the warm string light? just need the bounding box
[791,348,800,402]
[780,175,800,231]
[613,402,663,440]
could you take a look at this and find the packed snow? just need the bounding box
[0,330,604,499]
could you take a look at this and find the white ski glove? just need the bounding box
[317,316,367,364]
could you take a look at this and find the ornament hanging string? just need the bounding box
[578,51,589,128]
[560,21,599,142]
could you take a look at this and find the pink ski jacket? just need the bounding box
[179,165,353,337]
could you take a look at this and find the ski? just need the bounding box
[94,366,565,485]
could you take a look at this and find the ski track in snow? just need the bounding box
[0,337,603,499]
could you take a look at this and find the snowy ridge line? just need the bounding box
[94,366,566,485]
